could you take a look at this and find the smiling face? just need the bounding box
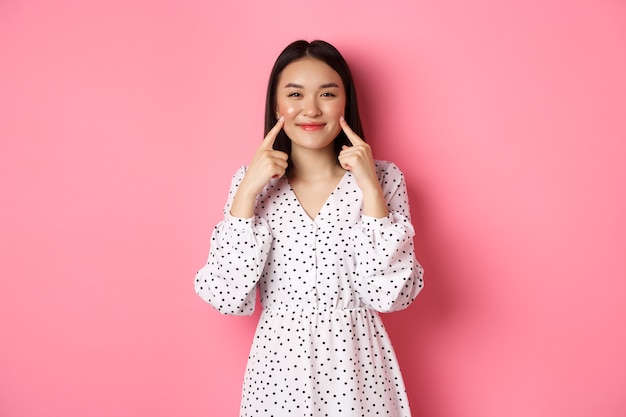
[275,57,346,153]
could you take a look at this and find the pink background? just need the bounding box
[1,0,625,416]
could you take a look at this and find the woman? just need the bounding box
[195,40,424,417]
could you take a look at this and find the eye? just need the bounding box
[287,92,302,97]
[321,92,336,97]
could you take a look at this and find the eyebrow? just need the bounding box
[283,82,340,89]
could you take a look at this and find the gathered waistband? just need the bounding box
[262,305,370,313]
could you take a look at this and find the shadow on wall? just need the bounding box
[381,182,465,417]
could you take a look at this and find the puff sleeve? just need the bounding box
[351,162,424,312]
[194,166,272,315]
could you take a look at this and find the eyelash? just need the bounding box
[287,92,336,98]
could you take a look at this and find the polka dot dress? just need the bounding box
[195,160,424,417]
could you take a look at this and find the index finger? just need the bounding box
[339,116,365,146]
[261,116,285,149]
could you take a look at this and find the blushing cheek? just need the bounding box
[276,100,300,138]
[277,103,298,119]
[325,101,345,136]
[326,98,345,120]
[276,99,296,138]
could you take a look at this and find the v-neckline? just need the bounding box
[286,171,348,222]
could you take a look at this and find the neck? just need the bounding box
[288,146,343,180]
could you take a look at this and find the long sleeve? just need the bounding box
[351,162,424,312]
[194,166,272,315]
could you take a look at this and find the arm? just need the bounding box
[351,162,425,312]
[229,117,287,218]
[194,118,287,314]
[338,116,388,218]
[194,167,272,315]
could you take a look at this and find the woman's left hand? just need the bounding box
[338,116,380,194]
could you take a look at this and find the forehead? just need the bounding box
[278,57,343,87]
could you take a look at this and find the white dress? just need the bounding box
[195,160,424,417]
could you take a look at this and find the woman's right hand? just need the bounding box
[230,117,288,218]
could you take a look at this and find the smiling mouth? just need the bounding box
[298,123,325,131]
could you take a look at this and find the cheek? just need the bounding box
[276,99,297,118]
[322,99,346,121]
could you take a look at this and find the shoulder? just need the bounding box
[229,165,247,183]
[374,160,405,179]
[373,160,408,195]
[223,165,249,193]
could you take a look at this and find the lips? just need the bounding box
[297,123,325,132]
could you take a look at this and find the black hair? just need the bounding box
[264,40,365,159]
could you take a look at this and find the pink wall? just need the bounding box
[1,0,625,416]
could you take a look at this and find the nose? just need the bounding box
[301,97,321,117]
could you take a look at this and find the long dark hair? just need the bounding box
[264,40,365,158]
